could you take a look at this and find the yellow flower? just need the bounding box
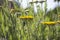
[41,22,56,25]
[19,16,33,19]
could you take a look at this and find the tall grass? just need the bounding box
[0,0,60,40]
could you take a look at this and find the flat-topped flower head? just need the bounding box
[19,16,33,19]
[41,22,56,25]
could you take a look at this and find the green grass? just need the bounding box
[0,0,60,40]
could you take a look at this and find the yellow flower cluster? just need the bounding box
[20,16,33,19]
[41,22,56,25]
